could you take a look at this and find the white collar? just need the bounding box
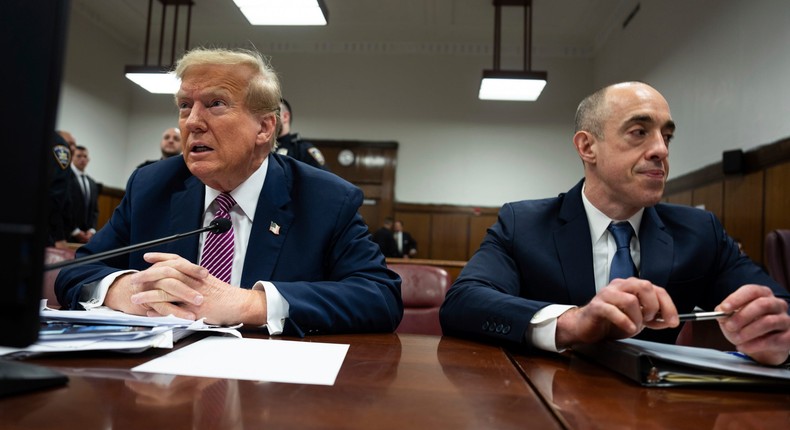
[203,157,268,222]
[581,183,644,244]
[70,164,85,176]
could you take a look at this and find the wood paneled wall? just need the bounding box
[394,204,499,262]
[96,186,123,230]
[312,138,502,262]
[664,137,790,264]
[312,139,397,231]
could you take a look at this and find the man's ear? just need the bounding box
[573,131,597,165]
[255,113,278,147]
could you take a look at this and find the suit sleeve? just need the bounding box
[704,212,790,308]
[272,186,403,337]
[440,203,552,348]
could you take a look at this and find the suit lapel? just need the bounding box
[556,180,598,305]
[638,207,673,287]
[168,174,204,263]
[241,155,295,287]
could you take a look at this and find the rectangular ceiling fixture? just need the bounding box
[234,0,329,26]
[478,0,547,102]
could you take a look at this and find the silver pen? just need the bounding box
[677,311,734,322]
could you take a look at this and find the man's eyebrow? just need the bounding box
[624,115,676,132]
[175,87,231,100]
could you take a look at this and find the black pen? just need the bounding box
[677,311,733,322]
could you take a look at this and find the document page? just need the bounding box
[132,337,350,386]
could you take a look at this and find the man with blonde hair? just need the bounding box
[57,48,402,336]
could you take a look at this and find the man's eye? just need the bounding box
[210,100,226,108]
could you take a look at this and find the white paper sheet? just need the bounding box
[132,337,350,386]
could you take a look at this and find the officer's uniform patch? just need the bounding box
[307,147,326,166]
[53,144,71,170]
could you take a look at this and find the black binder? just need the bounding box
[574,338,790,387]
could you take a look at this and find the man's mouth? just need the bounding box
[191,145,213,153]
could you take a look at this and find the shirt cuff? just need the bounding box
[252,281,289,334]
[78,270,137,309]
[528,304,577,352]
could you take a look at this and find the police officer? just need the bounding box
[49,131,73,248]
[275,98,329,171]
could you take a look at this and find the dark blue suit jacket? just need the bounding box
[440,180,790,347]
[56,154,403,337]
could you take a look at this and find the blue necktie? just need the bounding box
[608,222,637,281]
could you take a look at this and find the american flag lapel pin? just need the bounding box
[269,221,281,235]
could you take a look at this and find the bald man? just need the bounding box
[441,82,790,365]
[137,127,182,169]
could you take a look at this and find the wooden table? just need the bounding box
[1,334,560,429]
[510,350,790,430]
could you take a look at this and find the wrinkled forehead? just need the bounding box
[177,64,253,99]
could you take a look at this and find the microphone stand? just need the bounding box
[44,218,231,271]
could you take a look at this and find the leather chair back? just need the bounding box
[43,246,76,308]
[388,264,450,336]
[764,229,790,291]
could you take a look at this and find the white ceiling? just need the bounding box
[73,0,636,63]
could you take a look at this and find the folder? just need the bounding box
[574,338,790,387]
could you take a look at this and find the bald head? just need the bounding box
[160,127,181,158]
[574,82,663,139]
[58,130,76,154]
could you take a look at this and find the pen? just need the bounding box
[677,311,734,322]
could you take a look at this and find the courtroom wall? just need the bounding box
[58,1,790,212]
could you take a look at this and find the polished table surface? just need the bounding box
[1,333,560,430]
[510,350,790,430]
[6,333,790,429]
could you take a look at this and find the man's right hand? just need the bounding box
[555,278,679,349]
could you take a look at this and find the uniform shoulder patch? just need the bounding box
[307,147,326,166]
[53,144,71,170]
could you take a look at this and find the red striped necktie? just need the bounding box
[201,193,236,283]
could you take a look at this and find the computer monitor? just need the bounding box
[0,0,71,396]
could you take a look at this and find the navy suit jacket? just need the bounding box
[56,154,403,337]
[440,179,790,347]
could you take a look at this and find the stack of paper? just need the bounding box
[0,305,241,358]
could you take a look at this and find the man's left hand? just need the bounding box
[717,284,790,365]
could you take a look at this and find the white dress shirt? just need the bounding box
[528,185,644,351]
